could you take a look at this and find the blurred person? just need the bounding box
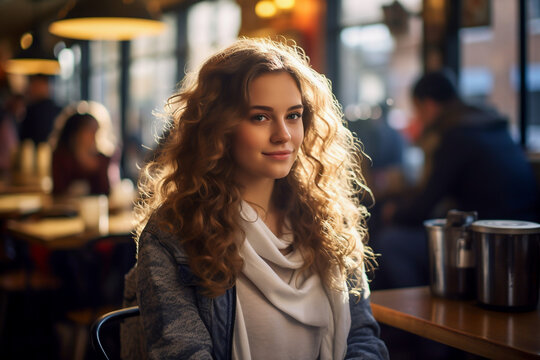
[371,69,540,292]
[121,38,388,359]
[0,106,18,172]
[50,101,119,196]
[39,103,127,344]
[5,93,26,126]
[19,74,61,144]
[387,69,539,226]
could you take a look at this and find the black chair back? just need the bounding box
[90,306,140,360]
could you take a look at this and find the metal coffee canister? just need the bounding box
[471,220,540,311]
[424,210,478,300]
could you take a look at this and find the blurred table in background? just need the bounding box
[0,172,136,360]
[0,172,51,195]
[0,193,47,219]
[0,172,52,220]
[6,210,134,250]
[370,286,540,359]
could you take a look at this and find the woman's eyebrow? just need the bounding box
[288,104,304,111]
[249,104,304,111]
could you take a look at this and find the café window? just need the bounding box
[125,13,177,180]
[460,0,540,150]
[128,13,177,148]
[54,43,82,105]
[186,0,241,71]
[337,0,424,186]
[527,0,540,150]
[338,0,422,129]
[88,41,121,137]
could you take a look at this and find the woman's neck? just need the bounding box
[241,179,282,236]
[241,179,274,214]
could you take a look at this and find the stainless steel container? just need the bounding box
[472,220,540,312]
[424,213,476,299]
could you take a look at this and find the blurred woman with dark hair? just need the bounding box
[51,102,119,196]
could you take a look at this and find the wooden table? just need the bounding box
[6,210,134,250]
[0,193,48,219]
[370,286,540,359]
[0,173,50,195]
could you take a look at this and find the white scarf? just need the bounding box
[233,202,351,360]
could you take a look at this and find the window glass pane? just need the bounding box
[528,0,540,150]
[129,13,178,142]
[131,13,176,58]
[341,0,421,26]
[187,0,241,70]
[339,15,423,128]
[460,0,519,141]
[89,41,121,136]
[127,13,178,180]
[54,44,81,104]
[90,41,119,65]
[89,64,121,136]
[128,56,176,147]
[338,3,424,187]
[339,24,395,108]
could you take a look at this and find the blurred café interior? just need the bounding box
[0,0,539,359]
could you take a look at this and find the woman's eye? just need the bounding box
[251,114,267,122]
[287,112,302,120]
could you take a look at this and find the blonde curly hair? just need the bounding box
[134,37,374,298]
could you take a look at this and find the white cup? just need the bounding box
[36,142,51,178]
[109,178,135,209]
[20,139,35,175]
[79,195,109,234]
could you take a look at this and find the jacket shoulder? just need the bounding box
[140,210,189,264]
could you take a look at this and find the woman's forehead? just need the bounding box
[248,72,301,101]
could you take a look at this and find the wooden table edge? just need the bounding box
[371,302,539,360]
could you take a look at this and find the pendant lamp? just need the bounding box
[48,0,166,41]
[6,32,60,75]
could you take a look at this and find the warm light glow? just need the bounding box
[293,0,320,30]
[255,0,277,18]
[275,0,295,10]
[20,32,33,50]
[428,0,445,11]
[49,17,166,40]
[5,59,60,75]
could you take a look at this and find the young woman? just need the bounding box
[122,38,388,360]
[50,102,119,196]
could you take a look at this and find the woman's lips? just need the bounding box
[262,150,292,160]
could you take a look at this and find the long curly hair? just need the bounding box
[135,38,373,298]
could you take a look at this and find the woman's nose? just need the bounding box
[270,119,292,143]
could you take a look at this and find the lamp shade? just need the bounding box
[6,33,60,75]
[48,0,166,40]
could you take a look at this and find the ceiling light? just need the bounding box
[255,0,277,18]
[6,32,60,75]
[275,0,295,10]
[49,0,166,41]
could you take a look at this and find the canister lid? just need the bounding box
[423,219,446,228]
[471,220,540,235]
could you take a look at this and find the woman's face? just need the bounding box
[232,71,304,186]
[77,119,99,151]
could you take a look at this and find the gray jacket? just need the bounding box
[121,216,389,360]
